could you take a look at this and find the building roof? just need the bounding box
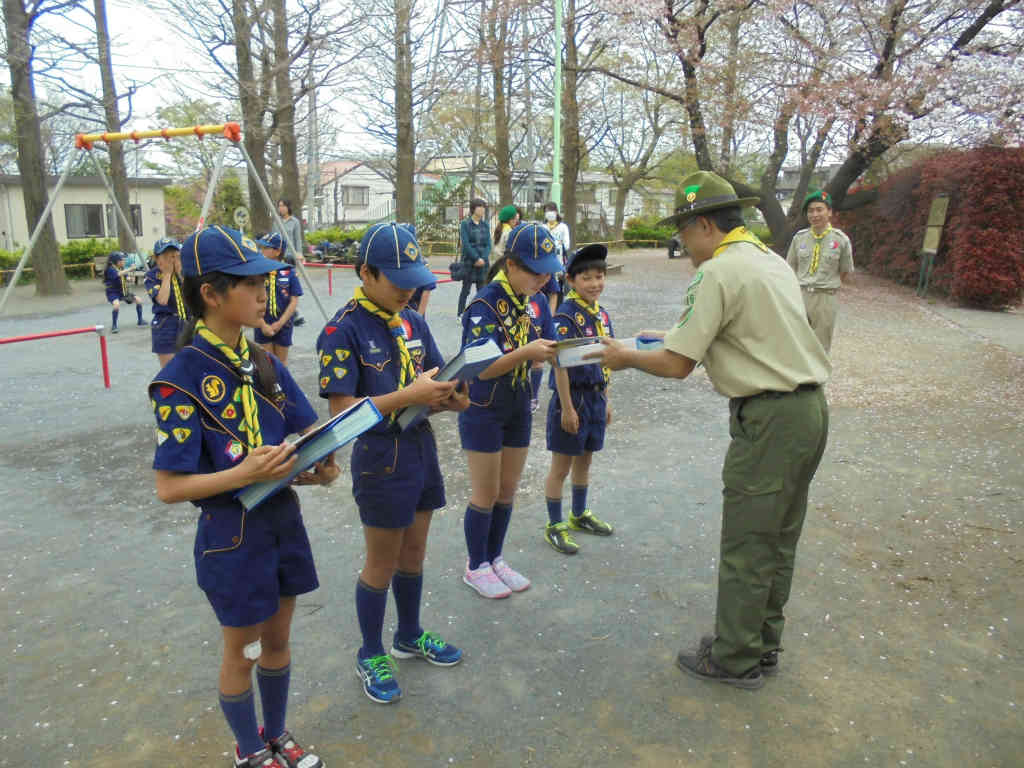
[0,174,173,188]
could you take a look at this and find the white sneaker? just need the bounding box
[492,557,531,592]
[463,561,512,599]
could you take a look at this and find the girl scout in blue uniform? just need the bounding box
[144,237,188,366]
[543,244,615,555]
[460,222,559,599]
[103,251,145,333]
[316,222,468,705]
[150,226,337,768]
[253,233,303,366]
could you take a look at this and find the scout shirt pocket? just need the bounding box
[352,434,398,476]
[195,504,247,559]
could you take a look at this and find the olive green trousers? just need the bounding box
[711,385,829,675]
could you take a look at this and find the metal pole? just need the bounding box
[196,144,230,232]
[234,140,331,323]
[549,0,564,209]
[89,151,140,255]
[0,150,79,315]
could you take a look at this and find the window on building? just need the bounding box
[578,186,597,204]
[104,204,143,237]
[65,204,106,239]
[341,186,370,206]
[607,188,620,207]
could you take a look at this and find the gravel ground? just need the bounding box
[1,250,1021,767]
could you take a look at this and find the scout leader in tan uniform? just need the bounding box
[595,171,831,689]
[786,189,855,352]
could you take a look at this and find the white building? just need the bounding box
[0,174,172,251]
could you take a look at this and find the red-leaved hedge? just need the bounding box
[834,147,1024,309]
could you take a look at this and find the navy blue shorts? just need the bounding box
[546,388,607,455]
[459,383,532,452]
[351,424,446,528]
[151,314,182,354]
[193,489,318,627]
[254,321,294,347]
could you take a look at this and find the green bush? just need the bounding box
[623,216,675,248]
[60,238,120,264]
[306,225,368,245]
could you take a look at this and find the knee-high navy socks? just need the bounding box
[487,502,513,562]
[464,504,492,569]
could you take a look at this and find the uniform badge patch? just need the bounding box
[401,317,413,339]
[225,439,244,462]
[320,375,330,389]
[405,242,420,261]
[470,315,482,325]
[497,299,509,316]
[485,323,496,333]
[175,404,195,420]
[320,351,333,367]
[155,428,169,446]
[158,385,175,399]
[221,404,238,420]
[558,325,568,335]
[172,427,192,443]
[323,325,337,335]
[575,312,586,327]
[201,375,226,403]
[150,398,157,412]
[158,405,172,421]
[336,349,351,362]
[471,326,482,337]
[333,366,348,379]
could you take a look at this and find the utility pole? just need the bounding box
[550,0,563,208]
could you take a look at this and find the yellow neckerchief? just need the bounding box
[120,271,128,297]
[711,226,772,260]
[194,319,263,450]
[171,273,187,319]
[492,269,532,386]
[354,286,415,420]
[566,288,610,382]
[807,225,833,275]
[267,270,278,317]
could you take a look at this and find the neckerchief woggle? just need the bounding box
[493,269,531,386]
[194,319,263,450]
[354,286,415,421]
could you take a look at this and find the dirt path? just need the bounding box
[1,250,1020,767]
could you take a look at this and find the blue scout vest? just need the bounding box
[552,297,613,388]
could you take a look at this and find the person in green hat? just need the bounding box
[786,189,855,352]
[491,204,521,260]
[594,170,831,689]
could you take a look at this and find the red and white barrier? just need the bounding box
[0,325,111,388]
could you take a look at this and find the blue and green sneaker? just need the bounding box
[391,631,463,667]
[356,653,402,703]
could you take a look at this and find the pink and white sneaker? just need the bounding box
[492,557,531,592]
[463,561,512,599]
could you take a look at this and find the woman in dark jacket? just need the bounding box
[457,198,491,315]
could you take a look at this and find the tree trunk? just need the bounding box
[489,3,512,204]
[94,0,135,254]
[612,184,628,239]
[394,0,415,222]
[560,0,580,238]
[232,0,270,233]
[271,0,301,239]
[718,11,742,173]
[468,0,484,201]
[3,0,70,295]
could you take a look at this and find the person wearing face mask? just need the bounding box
[543,202,571,313]
[785,189,855,353]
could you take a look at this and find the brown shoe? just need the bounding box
[676,639,764,690]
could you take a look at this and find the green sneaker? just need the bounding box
[569,509,613,536]
[544,522,579,554]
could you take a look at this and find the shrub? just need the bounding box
[623,215,675,248]
[835,147,1024,309]
[305,225,368,245]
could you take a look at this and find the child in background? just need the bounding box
[254,233,303,366]
[104,251,145,333]
[543,244,615,554]
[151,226,337,768]
[144,237,187,367]
[459,222,559,598]
[317,222,468,704]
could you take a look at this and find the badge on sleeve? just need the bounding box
[320,351,333,367]
[155,428,169,446]
[575,312,586,327]
[202,375,226,403]
[175,404,195,420]
[221,403,238,420]
[497,299,509,316]
[158,405,172,421]
[172,427,192,443]
[336,349,351,362]
[558,325,568,335]
[333,366,348,379]
[320,375,330,390]
[224,440,244,462]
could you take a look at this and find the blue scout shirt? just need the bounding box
[264,267,303,324]
[104,265,127,301]
[462,282,554,403]
[551,297,614,388]
[316,300,445,436]
[144,267,186,318]
[149,333,318,507]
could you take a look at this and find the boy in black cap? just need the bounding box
[542,243,615,554]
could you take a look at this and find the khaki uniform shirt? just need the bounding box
[786,227,854,290]
[664,240,831,398]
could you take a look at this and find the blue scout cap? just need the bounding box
[506,222,562,275]
[110,250,126,262]
[358,222,434,290]
[256,232,284,250]
[181,226,284,277]
[153,237,181,256]
[566,243,607,276]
